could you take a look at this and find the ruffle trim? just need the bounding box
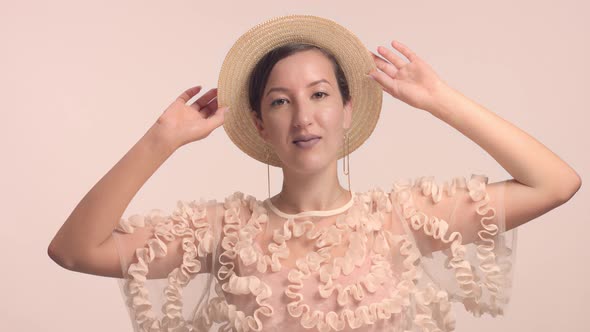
[383,229,456,332]
[213,191,420,332]
[114,187,489,332]
[116,199,214,332]
[214,191,274,331]
[212,190,457,331]
[392,174,514,317]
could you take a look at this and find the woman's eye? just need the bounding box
[271,92,327,107]
[271,98,287,107]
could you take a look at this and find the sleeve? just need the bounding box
[111,198,224,331]
[391,173,517,318]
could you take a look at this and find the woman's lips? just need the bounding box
[294,137,321,148]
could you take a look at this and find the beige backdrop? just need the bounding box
[2,0,587,331]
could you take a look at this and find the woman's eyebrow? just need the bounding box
[265,79,331,97]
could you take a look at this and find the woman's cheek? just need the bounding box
[317,108,337,124]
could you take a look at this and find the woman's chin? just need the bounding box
[280,155,337,174]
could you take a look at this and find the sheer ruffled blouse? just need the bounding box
[112,173,517,332]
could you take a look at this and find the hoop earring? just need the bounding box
[265,146,271,200]
[343,131,351,194]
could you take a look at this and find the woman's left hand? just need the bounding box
[368,40,448,113]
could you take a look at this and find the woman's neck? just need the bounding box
[270,163,351,214]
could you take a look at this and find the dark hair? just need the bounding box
[248,43,351,121]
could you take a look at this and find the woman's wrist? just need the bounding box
[428,83,462,121]
[143,123,179,158]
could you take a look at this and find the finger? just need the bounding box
[177,85,202,103]
[368,68,398,98]
[377,46,406,69]
[190,88,218,110]
[206,105,229,129]
[391,40,417,62]
[371,51,398,78]
[371,51,391,68]
[200,98,219,118]
[371,51,388,64]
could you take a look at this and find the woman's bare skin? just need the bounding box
[47,86,229,278]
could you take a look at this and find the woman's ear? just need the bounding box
[343,99,352,130]
[252,112,268,141]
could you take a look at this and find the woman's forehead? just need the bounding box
[266,50,337,88]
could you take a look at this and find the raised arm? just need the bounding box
[48,86,229,277]
[369,40,581,244]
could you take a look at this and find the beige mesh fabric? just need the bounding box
[112,173,516,332]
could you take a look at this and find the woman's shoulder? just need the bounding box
[222,190,260,202]
[180,191,262,215]
[212,191,269,226]
[354,186,397,212]
[219,191,265,211]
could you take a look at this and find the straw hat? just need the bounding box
[218,14,383,167]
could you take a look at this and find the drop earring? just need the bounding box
[265,145,271,200]
[343,131,351,194]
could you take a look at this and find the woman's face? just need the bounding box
[254,49,352,173]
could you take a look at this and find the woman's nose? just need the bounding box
[292,101,313,129]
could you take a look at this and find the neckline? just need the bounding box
[264,191,356,219]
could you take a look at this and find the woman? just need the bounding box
[48,15,581,332]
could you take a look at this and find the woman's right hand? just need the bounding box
[152,85,229,150]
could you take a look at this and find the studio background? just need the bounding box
[1,0,588,331]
